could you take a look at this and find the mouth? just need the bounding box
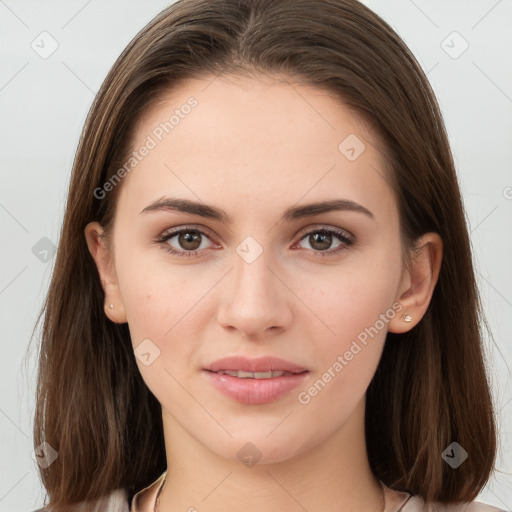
[202,356,310,404]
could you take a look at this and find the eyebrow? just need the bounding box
[140,196,374,223]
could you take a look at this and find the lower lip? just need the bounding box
[203,370,309,405]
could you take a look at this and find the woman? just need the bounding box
[32,0,504,511]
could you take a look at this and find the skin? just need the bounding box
[85,73,442,511]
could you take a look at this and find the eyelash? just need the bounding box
[155,224,354,259]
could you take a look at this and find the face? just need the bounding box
[90,74,412,465]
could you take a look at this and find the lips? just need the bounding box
[203,356,309,404]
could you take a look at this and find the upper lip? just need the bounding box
[205,356,308,373]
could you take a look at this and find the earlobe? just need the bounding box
[102,300,127,324]
[84,221,127,324]
[388,233,443,334]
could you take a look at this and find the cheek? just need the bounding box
[115,234,185,331]
[295,259,400,352]
[119,266,201,402]
[116,251,209,376]
[291,252,401,405]
[294,280,394,423]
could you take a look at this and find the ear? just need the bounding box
[388,233,443,333]
[84,221,127,324]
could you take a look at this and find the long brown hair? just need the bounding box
[31,0,498,509]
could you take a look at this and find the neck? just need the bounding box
[158,397,383,512]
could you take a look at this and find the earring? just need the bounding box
[109,303,115,309]
[402,314,412,323]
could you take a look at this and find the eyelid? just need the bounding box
[294,223,354,242]
[162,224,217,239]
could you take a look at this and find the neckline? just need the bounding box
[131,471,414,512]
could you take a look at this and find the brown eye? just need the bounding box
[177,231,203,251]
[296,227,354,257]
[156,227,215,257]
[308,232,333,251]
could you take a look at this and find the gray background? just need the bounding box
[0,1,511,510]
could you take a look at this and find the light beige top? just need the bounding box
[128,471,507,512]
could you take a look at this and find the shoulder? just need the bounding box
[30,487,130,512]
[403,494,508,512]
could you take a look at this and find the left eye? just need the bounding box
[156,226,353,258]
[295,228,353,255]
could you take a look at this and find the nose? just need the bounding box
[216,242,293,340]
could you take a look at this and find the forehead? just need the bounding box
[117,73,395,223]
[135,73,378,158]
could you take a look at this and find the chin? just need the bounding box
[199,426,312,467]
